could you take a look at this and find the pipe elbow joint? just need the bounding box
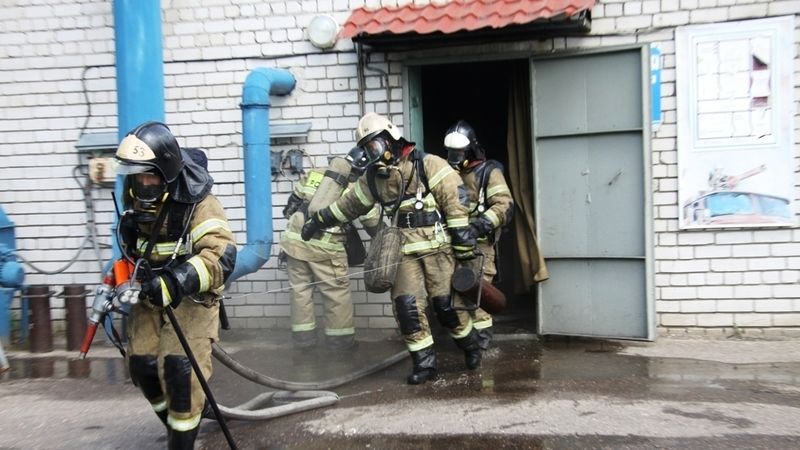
[229,242,270,283]
[242,68,296,107]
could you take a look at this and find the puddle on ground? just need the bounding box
[0,357,129,384]
[4,332,799,406]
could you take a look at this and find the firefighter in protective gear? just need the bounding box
[280,158,380,350]
[445,120,514,351]
[301,112,482,385]
[115,121,236,449]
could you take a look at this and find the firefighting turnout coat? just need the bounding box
[120,156,236,305]
[462,160,514,247]
[124,194,236,304]
[326,148,474,255]
[281,168,381,262]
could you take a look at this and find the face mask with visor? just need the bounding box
[446,147,468,169]
[132,173,167,203]
[117,163,168,226]
[363,135,397,166]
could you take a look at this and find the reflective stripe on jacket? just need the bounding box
[133,194,236,298]
[328,150,471,255]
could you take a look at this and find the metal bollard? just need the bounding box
[68,359,91,378]
[64,285,87,352]
[27,285,53,353]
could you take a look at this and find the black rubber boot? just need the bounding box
[476,327,493,351]
[292,330,318,349]
[156,409,169,427]
[407,347,437,385]
[326,334,357,351]
[454,329,482,370]
[168,426,199,450]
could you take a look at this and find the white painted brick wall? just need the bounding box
[0,0,797,339]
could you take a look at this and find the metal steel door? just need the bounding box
[533,48,654,340]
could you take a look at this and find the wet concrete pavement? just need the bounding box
[2,321,800,449]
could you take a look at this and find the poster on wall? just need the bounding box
[676,16,796,229]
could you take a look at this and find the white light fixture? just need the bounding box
[307,15,339,49]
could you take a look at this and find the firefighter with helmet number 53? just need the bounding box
[444,120,514,351]
[115,121,236,449]
[300,112,482,385]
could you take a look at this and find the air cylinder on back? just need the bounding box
[307,156,352,215]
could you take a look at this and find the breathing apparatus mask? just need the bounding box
[131,171,168,223]
[346,133,403,180]
[132,171,167,203]
[364,133,401,166]
[352,112,407,171]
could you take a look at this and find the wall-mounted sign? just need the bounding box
[651,45,662,130]
[676,16,796,229]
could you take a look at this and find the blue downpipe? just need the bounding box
[229,68,296,282]
[111,0,165,261]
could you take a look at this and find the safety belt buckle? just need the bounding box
[404,212,414,229]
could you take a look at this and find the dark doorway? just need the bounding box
[419,59,535,322]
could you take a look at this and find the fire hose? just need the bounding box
[208,343,407,420]
[78,264,408,425]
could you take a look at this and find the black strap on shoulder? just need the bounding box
[142,200,172,261]
[413,149,430,195]
[324,169,349,187]
[471,160,503,215]
[366,165,406,222]
[366,166,383,205]
[166,202,192,241]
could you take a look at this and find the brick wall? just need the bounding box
[0,0,797,337]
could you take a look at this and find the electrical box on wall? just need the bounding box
[75,132,119,187]
[88,157,117,186]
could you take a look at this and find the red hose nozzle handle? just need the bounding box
[78,322,99,359]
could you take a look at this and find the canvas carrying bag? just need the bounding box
[363,182,405,293]
[363,217,403,293]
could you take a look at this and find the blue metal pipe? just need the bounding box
[111,0,165,260]
[229,68,296,282]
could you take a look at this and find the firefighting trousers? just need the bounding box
[287,254,354,337]
[391,249,473,352]
[127,300,219,432]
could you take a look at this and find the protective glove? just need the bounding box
[469,217,494,240]
[282,193,304,219]
[453,247,476,261]
[301,213,324,241]
[449,224,477,261]
[139,271,182,308]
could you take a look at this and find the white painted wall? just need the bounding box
[0,0,797,337]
